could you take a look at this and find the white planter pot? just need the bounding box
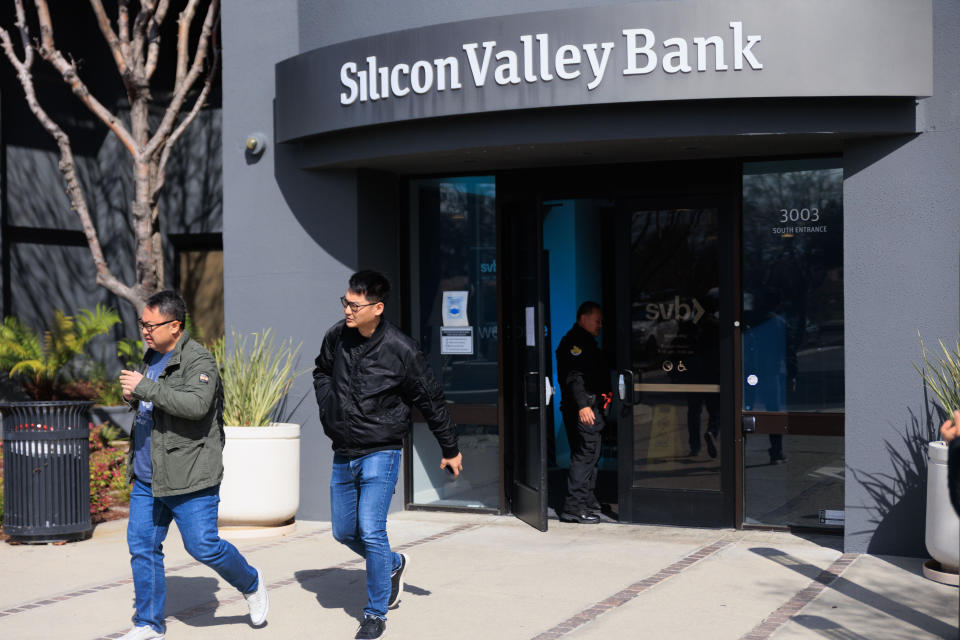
[219,423,300,530]
[925,441,959,573]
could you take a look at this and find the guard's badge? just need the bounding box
[570,345,582,357]
[199,373,210,384]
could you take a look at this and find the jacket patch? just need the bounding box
[570,345,582,356]
[199,373,210,384]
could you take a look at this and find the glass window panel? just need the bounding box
[742,159,844,413]
[410,423,499,508]
[743,434,844,528]
[410,177,497,403]
[408,177,498,509]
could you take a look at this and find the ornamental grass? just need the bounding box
[212,329,303,427]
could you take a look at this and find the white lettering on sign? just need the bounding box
[645,296,706,323]
[340,23,763,105]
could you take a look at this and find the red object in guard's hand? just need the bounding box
[601,392,612,410]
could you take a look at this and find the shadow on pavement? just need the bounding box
[165,576,253,628]
[791,614,872,640]
[750,547,956,638]
[294,567,434,618]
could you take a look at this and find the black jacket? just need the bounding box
[313,319,459,459]
[556,323,610,413]
[950,438,960,516]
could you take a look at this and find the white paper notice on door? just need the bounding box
[440,327,474,355]
[442,291,469,326]
[525,306,535,347]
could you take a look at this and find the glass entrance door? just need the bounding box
[615,200,735,526]
[740,158,844,530]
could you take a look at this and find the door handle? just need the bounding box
[618,369,635,405]
[544,376,555,406]
[523,372,539,410]
[742,415,756,433]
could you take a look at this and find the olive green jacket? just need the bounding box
[125,332,225,497]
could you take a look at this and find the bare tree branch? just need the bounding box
[1,1,220,312]
[144,0,171,79]
[0,2,139,308]
[152,19,219,205]
[175,0,201,88]
[33,0,139,156]
[88,0,127,75]
[145,0,217,159]
[118,0,131,61]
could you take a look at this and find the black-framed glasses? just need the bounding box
[137,318,175,332]
[340,295,378,313]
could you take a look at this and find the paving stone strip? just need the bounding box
[0,525,330,620]
[94,523,479,640]
[739,553,858,640]
[530,539,733,640]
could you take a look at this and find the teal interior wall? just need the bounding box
[544,200,604,468]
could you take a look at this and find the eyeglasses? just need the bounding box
[138,318,175,332]
[340,296,379,313]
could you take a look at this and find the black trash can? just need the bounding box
[1,401,93,542]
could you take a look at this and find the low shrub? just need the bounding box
[89,424,129,515]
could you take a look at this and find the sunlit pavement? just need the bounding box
[0,510,955,640]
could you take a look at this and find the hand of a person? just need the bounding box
[441,452,463,478]
[941,409,960,443]
[579,406,595,426]
[119,370,144,401]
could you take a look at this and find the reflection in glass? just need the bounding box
[409,177,498,509]
[742,159,844,413]
[410,177,498,403]
[630,208,722,491]
[743,434,843,528]
[411,423,499,508]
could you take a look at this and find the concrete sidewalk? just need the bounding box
[0,511,955,640]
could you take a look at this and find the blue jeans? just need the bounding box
[127,478,259,633]
[331,450,404,620]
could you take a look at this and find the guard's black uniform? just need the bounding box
[556,323,610,516]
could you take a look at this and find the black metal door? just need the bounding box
[614,197,736,527]
[501,194,551,531]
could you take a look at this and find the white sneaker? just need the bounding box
[244,567,269,626]
[118,626,165,640]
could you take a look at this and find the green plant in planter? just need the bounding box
[915,333,960,423]
[212,329,304,426]
[0,305,121,400]
[93,337,145,405]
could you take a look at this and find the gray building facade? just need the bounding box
[220,0,958,556]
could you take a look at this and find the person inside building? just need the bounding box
[556,301,612,524]
[118,290,268,640]
[313,269,463,640]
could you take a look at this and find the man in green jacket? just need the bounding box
[117,291,268,640]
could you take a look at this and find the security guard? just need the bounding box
[556,301,611,524]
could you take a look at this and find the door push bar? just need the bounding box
[524,372,555,410]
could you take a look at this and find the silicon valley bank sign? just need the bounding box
[276,0,931,141]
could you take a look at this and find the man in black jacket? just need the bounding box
[556,301,611,524]
[313,270,462,640]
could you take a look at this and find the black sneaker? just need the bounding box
[355,616,386,640]
[704,431,718,459]
[388,553,408,608]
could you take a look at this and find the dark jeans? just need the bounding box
[562,408,602,514]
